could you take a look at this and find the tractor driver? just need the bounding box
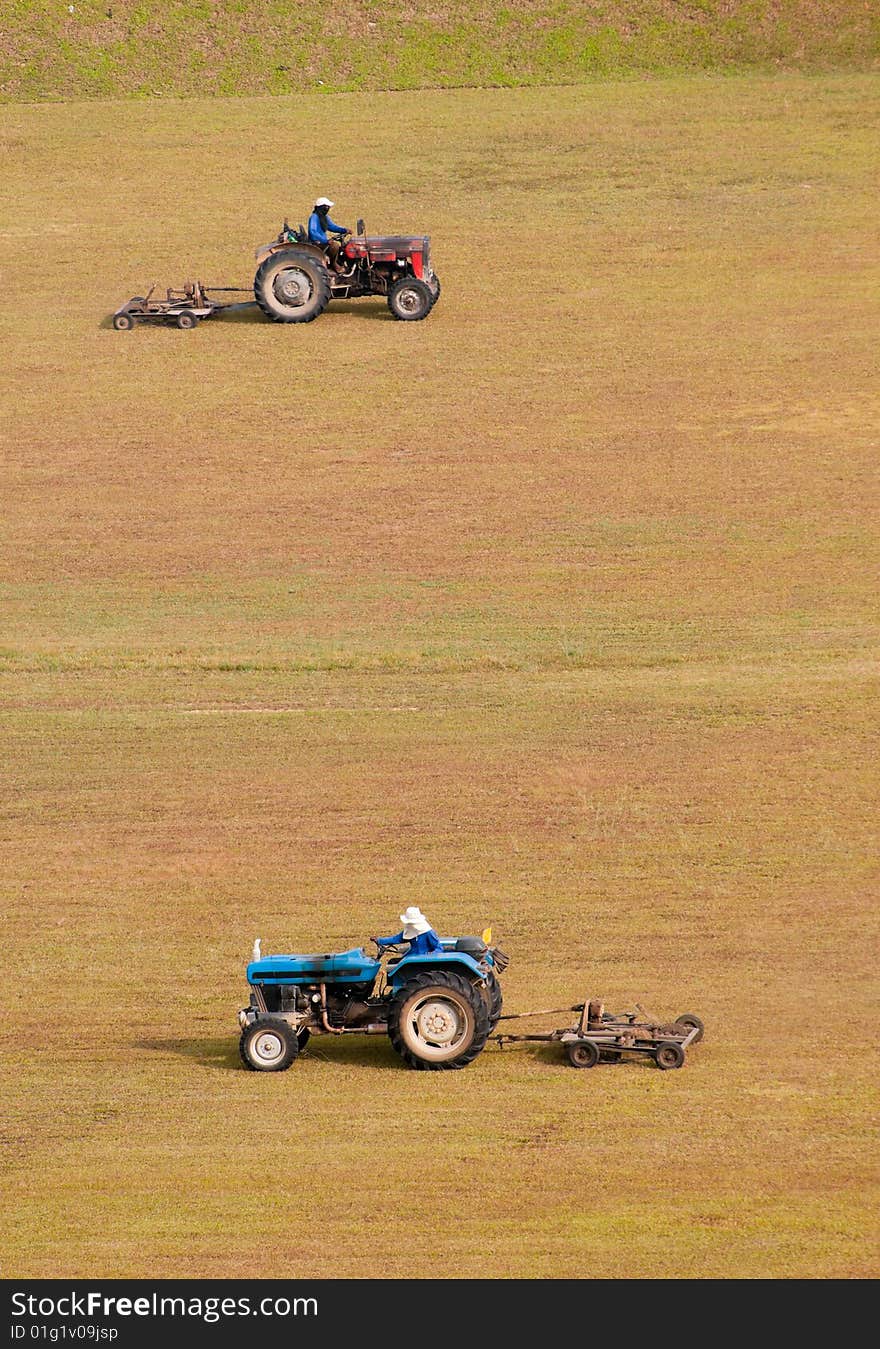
[308,196,350,271]
[371,906,443,957]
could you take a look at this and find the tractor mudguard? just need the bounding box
[254,240,328,267]
[388,950,486,991]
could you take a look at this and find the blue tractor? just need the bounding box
[238,932,509,1072]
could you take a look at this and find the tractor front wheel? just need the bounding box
[254,248,331,324]
[427,272,441,307]
[388,276,433,322]
[239,1019,299,1072]
[388,971,490,1070]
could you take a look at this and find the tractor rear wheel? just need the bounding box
[239,1018,299,1072]
[485,970,503,1031]
[388,970,490,1070]
[254,247,331,323]
[387,276,433,321]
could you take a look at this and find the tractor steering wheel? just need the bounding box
[371,939,403,958]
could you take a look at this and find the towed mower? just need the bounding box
[493,998,705,1069]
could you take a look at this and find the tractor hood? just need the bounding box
[363,235,428,249]
[248,948,379,985]
[346,235,429,260]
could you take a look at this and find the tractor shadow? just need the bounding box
[218,300,394,324]
[136,1036,241,1072]
[136,1034,405,1073]
[320,300,395,322]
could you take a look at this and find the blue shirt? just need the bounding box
[308,210,346,244]
[376,929,443,956]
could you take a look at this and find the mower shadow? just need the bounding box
[490,1042,657,1072]
[100,301,396,331]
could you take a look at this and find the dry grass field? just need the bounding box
[1,73,878,1278]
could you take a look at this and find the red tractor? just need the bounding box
[253,217,440,324]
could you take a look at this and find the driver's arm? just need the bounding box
[372,931,404,948]
[325,214,348,235]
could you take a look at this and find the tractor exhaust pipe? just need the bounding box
[319,982,346,1034]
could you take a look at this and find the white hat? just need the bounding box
[314,196,334,208]
[399,905,431,938]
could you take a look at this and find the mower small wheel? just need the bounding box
[112,312,133,331]
[388,276,433,321]
[654,1041,685,1071]
[239,1019,299,1072]
[567,1040,600,1069]
[176,310,198,330]
[673,1013,704,1042]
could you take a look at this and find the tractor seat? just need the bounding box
[454,936,487,956]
